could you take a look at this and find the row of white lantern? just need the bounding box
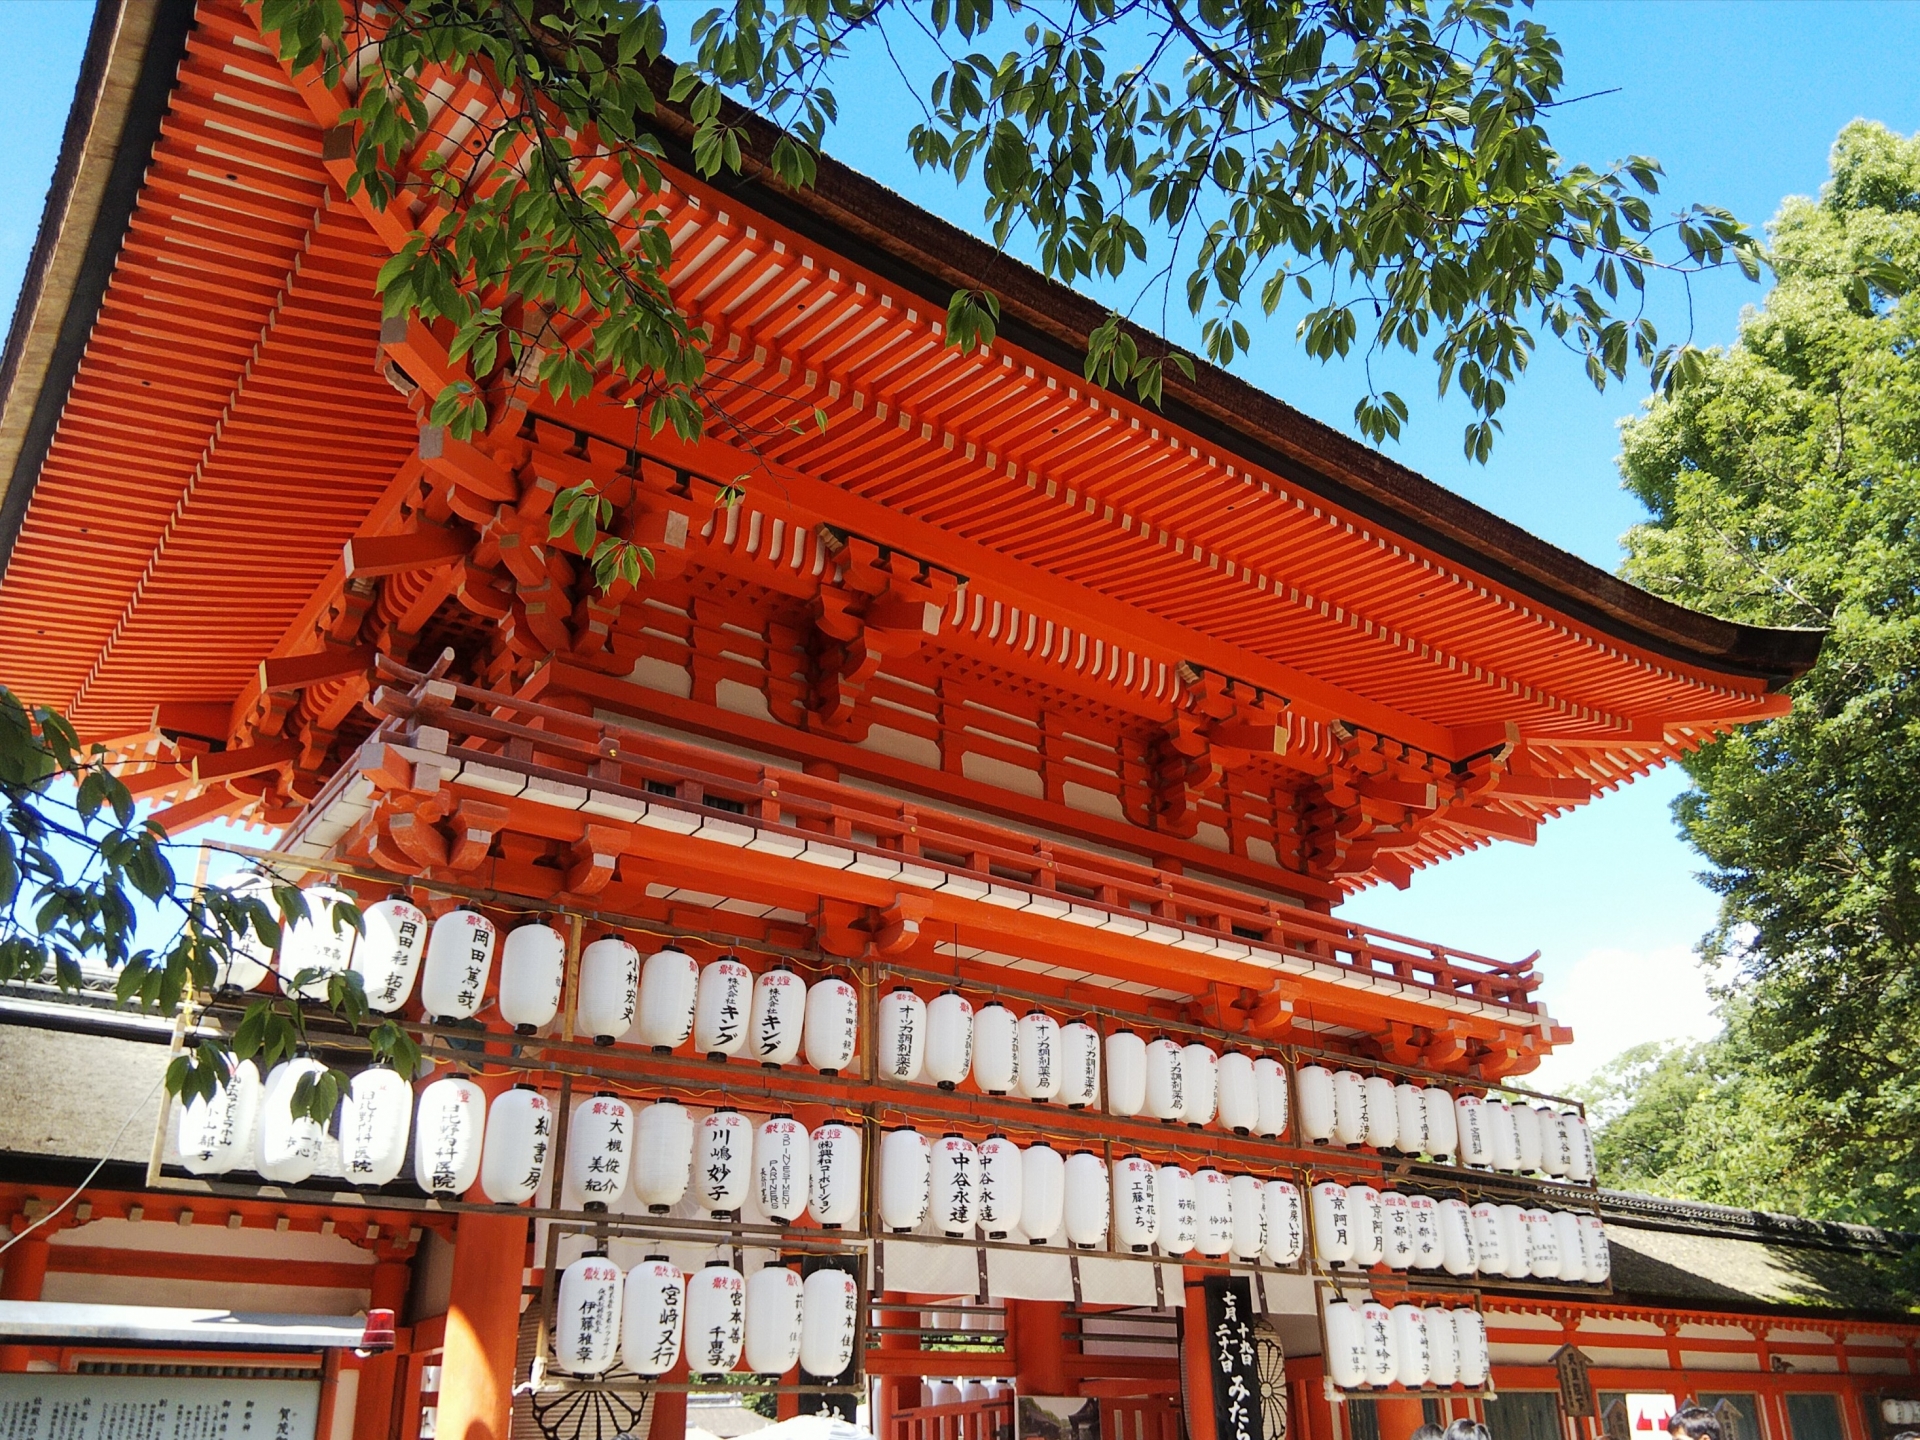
[574,1099,864,1224]
[1323,1298,1490,1391]
[1294,1067,1594,1179]
[554,1255,859,1380]
[876,993,1289,1137]
[177,1059,556,1200]
[1307,1182,1610,1284]
[877,1128,1305,1263]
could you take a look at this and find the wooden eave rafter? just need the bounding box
[0,0,1815,907]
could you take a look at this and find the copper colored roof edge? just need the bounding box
[638,71,1823,693]
[0,0,195,578]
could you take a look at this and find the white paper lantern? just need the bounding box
[1212,1052,1257,1135]
[1311,1180,1355,1264]
[1105,1030,1146,1115]
[1018,1011,1062,1102]
[1455,1094,1492,1166]
[925,990,974,1089]
[1468,1202,1505,1273]
[1485,1100,1521,1172]
[1578,1214,1610,1282]
[1423,1086,1459,1159]
[755,1115,807,1224]
[799,1268,860,1378]
[973,1003,1020,1095]
[177,1058,261,1176]
[1438,1198,1478,1275]
[1525,1207,1563,1279]
[497,922,564,1034]
[685,1263,745,1375]
[632,1098,694,1214]
[1539,1108,1571,1176]
[1553,1210,1586,1279]
[1330,1069,1367,1146]
[1405,1198,1436,1274]
[622,1257,685,1376]
[1263,1181,1304,1265]
[576,936,639,1044]
[804,977,859,1074]
[1058,1022,1101,1109]
[277,886,357,1000]
[930,1134,979,1236]
[1426,1307,1459,1387]
[1380,1191,1414,1270]
[555,1253,623,1376]
[1112,1155,1158,1253]
[1394,1084,1428,1155]
[1512,1102,1545,1174]
[340,1068,413,1189]
[1497,1203,1531,1278]
[479,1084,550,1205]
[354,897,428,1014]
[1252,1056,1289,1138]
[419,909,496,1022]
[637,945,699,1053]
[1230,1174,1266,1260]
[256,1057,327,1184]
[744,1264,804,1374]
[748,967,805,1068]
[978,1134,1024,1239]
[1021,1142,1065,1244]
[1323,1300,1366,1388]
[1193,1167,1233,1258]
[879,1127,930,1233]
[1362,1075,1398,1150]
[695,957,754,1059]
[1180,1043,1219,1127]
[568,1092,633,1211]
[695,1109,752,1216]
[1347,1183,1383,1267]
[1360,1299,1395,1386]
[213,877,274,992]
[809,1121,862,1229]
[1455,1309,1489,1386]
[1156,1165,1197,1256]
[1566,1112,1596,1182]
[877,986,927,1081]
[1063,1150,1110,1249]
[1391,1304,1430,1388]
[1145,1038,1185,1122]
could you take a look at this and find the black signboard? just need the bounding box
[1202,1275,1263,1440]
[1554,1344,1596,1418]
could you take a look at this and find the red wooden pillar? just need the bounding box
[1181,1278,1220,1440]
[876,1290,923,1440]
[647,1353,690,1440]
[434,1213,526,1440]
[1374,1398,1427,1440]
[353,1258,414,1440]
[0,1234,51,1372]
[1009,1301,1069,1397]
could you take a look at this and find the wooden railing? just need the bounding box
[340,658,1542,1016]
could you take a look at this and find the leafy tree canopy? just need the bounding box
[1597,121,1920,1227]
[261,0,1759,461]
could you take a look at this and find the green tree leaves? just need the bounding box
[1614,121,1920,1229]
[250,0,1754,466]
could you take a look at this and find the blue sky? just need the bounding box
[5,1,1916,1087]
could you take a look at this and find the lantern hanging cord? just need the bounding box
[0,1070,167,1258]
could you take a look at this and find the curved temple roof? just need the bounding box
[0,0,1820,900]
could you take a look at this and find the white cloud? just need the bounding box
[1525,944,1726,1094]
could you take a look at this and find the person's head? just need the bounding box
[1670,1408,1722,1440]
[1412,1426,1445,1440]
[1443,1420,1490,1440]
